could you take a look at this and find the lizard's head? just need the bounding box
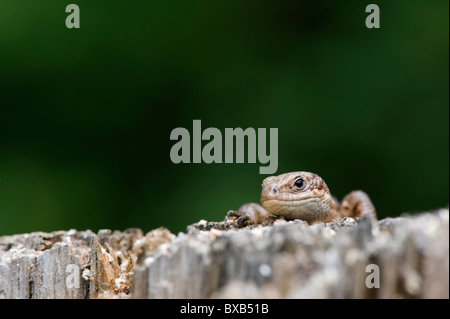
[260,171,333,223]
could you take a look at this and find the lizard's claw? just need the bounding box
[226,210,254,228]
[261,215,279,227]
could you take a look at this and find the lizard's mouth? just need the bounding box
[260,196,319,208]
[260,194,318,204]
[260,196,331,222]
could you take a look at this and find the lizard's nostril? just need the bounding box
[270,185,279,195]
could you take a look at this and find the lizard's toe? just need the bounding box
[226,210,254,228]
[236,215,254,228]
[226,210,241,219]
[261,215,279,226]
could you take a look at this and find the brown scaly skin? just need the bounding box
[226,171,376,227]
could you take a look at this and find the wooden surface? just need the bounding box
[0,209,448,299]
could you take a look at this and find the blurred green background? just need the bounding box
[0,0,448,236]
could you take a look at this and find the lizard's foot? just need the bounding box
[261,215,279,227]
[225,202,272,228]
[226,210,254,228]
[338,190,377,219]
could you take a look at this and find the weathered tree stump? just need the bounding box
[0,209,448,299]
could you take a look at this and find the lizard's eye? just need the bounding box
[294,178,305,189]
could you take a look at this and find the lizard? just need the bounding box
[226,171,376,227]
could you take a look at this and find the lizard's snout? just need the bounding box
[264,184,279,197]
[260,184,277,201]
